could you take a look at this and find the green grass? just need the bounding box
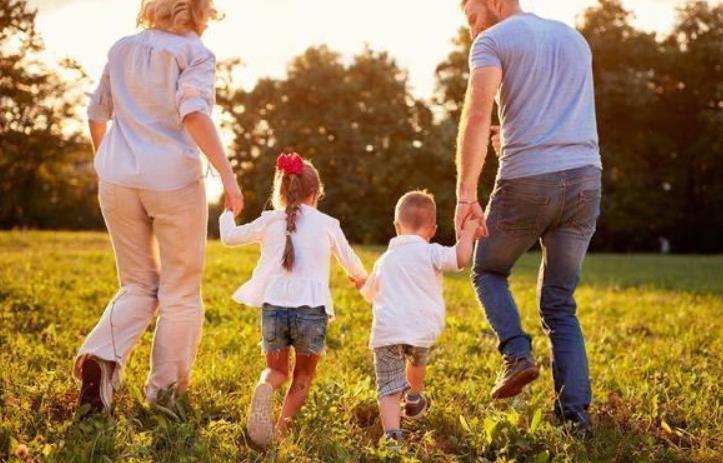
[1,231,722,462]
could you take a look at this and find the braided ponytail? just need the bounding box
[272,153,324,272]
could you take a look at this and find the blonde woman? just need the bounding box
[74,0,243,413]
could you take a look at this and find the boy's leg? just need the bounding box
[403,346,429,420]
[374,346,408,434]
[277,352,321,434]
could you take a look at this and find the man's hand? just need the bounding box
[490,125,502,158]
[455,201,488,240]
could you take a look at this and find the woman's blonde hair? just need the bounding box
[272,154,324,272]
[137,0,219,36]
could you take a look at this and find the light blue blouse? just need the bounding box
[88,29,216,191]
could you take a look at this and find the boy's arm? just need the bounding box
[455,219,479,269]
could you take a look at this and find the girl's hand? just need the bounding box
[222,175,244,217]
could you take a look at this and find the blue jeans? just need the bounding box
[472,165,601,421]
[260,304,329,355]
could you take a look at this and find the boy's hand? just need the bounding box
[349,275,366,290]
[463,217,483,239]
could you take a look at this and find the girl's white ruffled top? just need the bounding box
[219,205,367,318]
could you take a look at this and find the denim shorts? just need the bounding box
[260,303,329,355]
[373,345,430,398]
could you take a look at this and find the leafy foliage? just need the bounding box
[0,0,100,230]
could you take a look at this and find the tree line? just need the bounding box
[1,0,721,252]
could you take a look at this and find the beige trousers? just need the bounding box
[75,179,207,402]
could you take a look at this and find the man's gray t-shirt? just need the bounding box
[469,13,602,180]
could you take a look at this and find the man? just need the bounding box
[455,0,603,435]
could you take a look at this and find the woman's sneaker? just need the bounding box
[78,356,114,414]
[403,393,428,420]
[247,382,274,447]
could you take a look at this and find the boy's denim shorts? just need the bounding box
[261,303,329,355]
[373,344,430,398]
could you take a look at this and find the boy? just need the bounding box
[361,190,477,444]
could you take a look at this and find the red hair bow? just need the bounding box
[276,152,304,176]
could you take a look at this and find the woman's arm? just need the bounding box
[89,121,108,154]
[183,113,243,216]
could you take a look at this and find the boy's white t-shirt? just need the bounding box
[361,234,461,349]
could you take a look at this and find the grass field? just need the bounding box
[1,231,722,462]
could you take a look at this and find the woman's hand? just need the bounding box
[222,174,244,217]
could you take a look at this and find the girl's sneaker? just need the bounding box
[403,393,428,420]
[247,382,274,447]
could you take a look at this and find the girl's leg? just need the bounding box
[248,349,290,447]
[261,349,291,389]
[276,352,321,434]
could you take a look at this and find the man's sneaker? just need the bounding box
[403,393,428,420]
[78,356,114,414]
[380,429,404,451]
[557,410,593,440]
[246,382,274,447]
[490,357,539,400]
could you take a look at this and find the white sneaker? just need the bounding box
[246,383,274,447]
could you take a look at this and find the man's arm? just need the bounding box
[454,66,502,236]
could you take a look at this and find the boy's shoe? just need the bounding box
[403,393,428,420]
[78,356,114,414]
[490,357,539,400]
[247,382,274,447]
[380,429,404,451]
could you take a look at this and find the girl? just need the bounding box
[219,153,366,446]
[75,0,243,413]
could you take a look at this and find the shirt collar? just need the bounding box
[388,234,428,248]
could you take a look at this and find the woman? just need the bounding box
[74,0,243,413]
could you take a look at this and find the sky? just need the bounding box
[28,0,687,200]
[31,0,686,99]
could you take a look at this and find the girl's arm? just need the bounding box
[219,210,268,246]
[329,221,367,281]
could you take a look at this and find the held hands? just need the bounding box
[454,201,489,240]
[222,174,244,217]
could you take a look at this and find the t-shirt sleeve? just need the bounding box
[469,33,502,71]
[429,243,462,273]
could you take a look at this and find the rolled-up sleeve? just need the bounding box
[469,33,502,72]
[87,63,113,122]
[176,49,216,120]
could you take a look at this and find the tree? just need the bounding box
[0,0,100,229]
[217,46,456,243]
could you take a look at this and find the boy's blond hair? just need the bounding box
[395,190,437,231]
[137,0,219,36]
